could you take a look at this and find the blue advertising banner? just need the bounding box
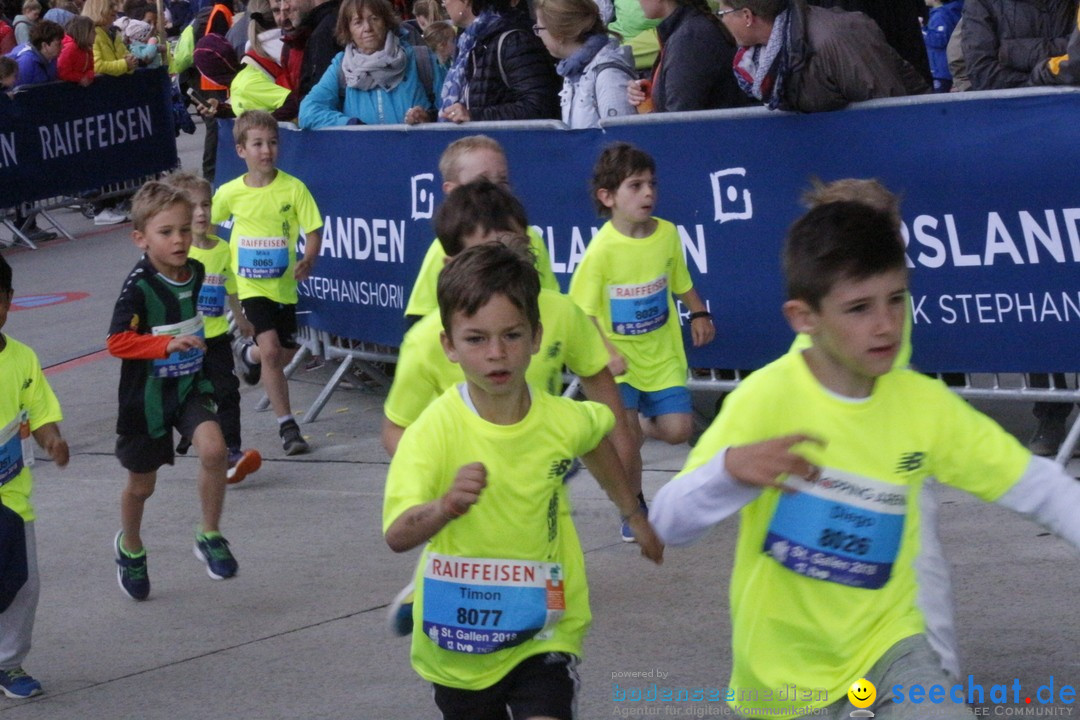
[216,89,1080,373]
[0,69,178,205]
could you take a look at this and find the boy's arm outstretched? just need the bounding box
[385,462,487,553]
[650,434,822,547]
[581,438,664,563]
[995,456,1080,548]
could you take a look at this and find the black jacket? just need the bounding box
[962,0,1076,89]
[808,0,932,83]
[653,5,751,112]
[463,12,561,121]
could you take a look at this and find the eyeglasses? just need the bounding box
[716,7,741,18]
[531,24,546,35]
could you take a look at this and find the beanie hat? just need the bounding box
[194,32,241,86]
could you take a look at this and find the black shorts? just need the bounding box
[240,297,298,349]
[115,394,219,473]
[433,652,579,720]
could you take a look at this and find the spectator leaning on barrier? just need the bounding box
[83,0,137,76]
[626,0,751,113]
[923,0,963,92]
[12,0,41,47]
[961,0,1075,90]
[1031,3,1080,84]
[533,0,636,128]
[808,0,933,84]
[7,19,63,86]
[299,0,439,126]
[57,14,95,84]
[717,0,928,113]
[438,0,561,123]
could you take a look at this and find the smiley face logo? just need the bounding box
[848,678,876,709]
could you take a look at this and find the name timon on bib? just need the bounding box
[422,553,566,654]
[764,468,908,589]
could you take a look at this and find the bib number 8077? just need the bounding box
[818,528,870,556]
[457,607,503,627]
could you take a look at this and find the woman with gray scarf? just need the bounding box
[298,0,440,127]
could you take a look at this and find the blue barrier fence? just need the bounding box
[0,68,178,205]
[226,88,1077,373]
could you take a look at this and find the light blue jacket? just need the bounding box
[299,41,439,128]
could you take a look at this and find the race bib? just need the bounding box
[764,468,908,589]
[151,315,205,378]
[609,276,668,336]
[0,410,32,487]
[422,553,566,654]
[197,273,227,317]
[237,236,289,279]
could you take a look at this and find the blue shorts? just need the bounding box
[618,384,691,418]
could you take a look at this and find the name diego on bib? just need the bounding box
[151,315,205,378]
[609,276,668,336]
[764,468,908,589]
[237,236,288,279]
[422,553,566,654]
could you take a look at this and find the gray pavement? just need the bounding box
[0,129,1078,720]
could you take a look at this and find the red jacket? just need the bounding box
[57,34,94,84]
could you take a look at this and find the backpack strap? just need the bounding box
[495,28,523,88]
[412,44,435,107]
[591,60,635,80]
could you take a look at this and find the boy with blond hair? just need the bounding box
[165,171,261,483]
[108,181,239,601]
[212,109,322,455]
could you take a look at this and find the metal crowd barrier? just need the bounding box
[1,171,170,250]
[286,336,1078,466]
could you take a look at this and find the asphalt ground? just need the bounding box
[0,127,1077,720]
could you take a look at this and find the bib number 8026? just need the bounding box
[818,528,870,556]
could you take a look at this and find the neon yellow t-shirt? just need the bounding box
[680,350,1029,718]
[0,336,63,522]
[569,218,693,392]
[403,227,559,318]
[187,236,237,340]
[385,289,609,428]
[211,170,323,304]
[230,64,293,118]
[383,387,614,690]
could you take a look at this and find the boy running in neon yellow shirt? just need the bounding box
[211,109,322,456]
[166,171,261,484]
[569,142,714,541]
[0,255,68,700]
[650,201,1080,720]
[403,135,559,326]
[383,243,662,719]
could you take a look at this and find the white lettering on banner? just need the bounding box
[37,105,153,159]
[298,275,404,309]
[0,132,15,168]
[320,216,405,263]
[538,225,596,274]
[710,167,753,223]
[539,224,709,276]
[903,209,1080,268]
[909,291,1080,325]
[411,173,435,220]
